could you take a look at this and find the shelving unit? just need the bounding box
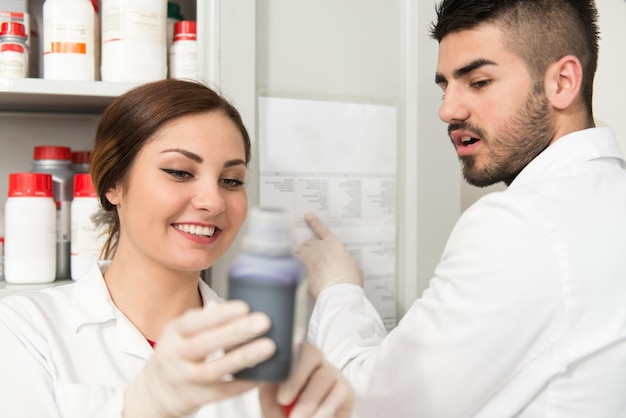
[0,77,140,113]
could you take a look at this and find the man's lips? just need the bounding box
[450,130,482,156]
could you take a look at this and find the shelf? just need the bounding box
[0,77,143,114]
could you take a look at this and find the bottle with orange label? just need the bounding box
[43,0,95,81]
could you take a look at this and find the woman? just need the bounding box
[0,79,354,417]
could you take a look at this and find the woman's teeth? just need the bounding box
[175,224,216,237]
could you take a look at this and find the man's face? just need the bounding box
[435,24,555,187]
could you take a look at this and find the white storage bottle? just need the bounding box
[169,20,198,81]
[100,0,167,82]
[32,145,74,280]
[167,2,184,52]
[4,173,57,284]
[0,21,29,78]
[71,173,105,280]
[43,0,95,81]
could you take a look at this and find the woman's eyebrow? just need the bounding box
[161,148,203,163]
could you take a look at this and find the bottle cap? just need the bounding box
[173,20,197,41]
[168,2,184,20]
[73,173,96,197]
[242,207,294,256]
[8,173,53,197]
[71,150,91,165]
[33,145,71,161]
[0,21,27,38]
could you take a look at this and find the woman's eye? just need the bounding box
[220,178,245,189]
[162,168,193,180]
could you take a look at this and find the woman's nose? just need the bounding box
[192,182,226,215]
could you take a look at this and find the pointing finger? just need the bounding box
[303,212,336,240]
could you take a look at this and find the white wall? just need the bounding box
[255,0,461,316]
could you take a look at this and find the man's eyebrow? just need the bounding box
[435,58,497,84]
[161,148,203,163]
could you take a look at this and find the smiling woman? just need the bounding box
[0,79,355,418]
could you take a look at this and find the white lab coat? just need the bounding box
[0,261,262,418]
[308,127,626,417]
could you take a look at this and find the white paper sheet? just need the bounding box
[258,96,398,330]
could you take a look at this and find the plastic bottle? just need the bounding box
[168,20,197,81]
[166,2,183,52]
[42,0,95,81]
[0,21,29,78]
[4,173,57,284]
[31,145,74,280]
[71,150,91,173]
[71,173,105,280]
[228,207,307,382]
[100,0,167,83]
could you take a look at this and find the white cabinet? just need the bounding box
[0,0,256,296]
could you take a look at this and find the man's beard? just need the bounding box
[457,89,555,187]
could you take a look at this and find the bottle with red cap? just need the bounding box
[71,173,105,280]
[32,145,74,280]
[71,150,92,173]
[0,21,29,78]
[168,20,198,80]
[4,173,57,284]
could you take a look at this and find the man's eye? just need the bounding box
[471,79,490,88]
[162,169,192,180]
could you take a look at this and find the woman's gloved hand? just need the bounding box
[296,212,364,299]
[123,300,275,418]
[258,343,355,417]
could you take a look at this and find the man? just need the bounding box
[297,0,626,417]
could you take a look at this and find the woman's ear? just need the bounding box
[544,55,583,110]
[105,185,121,206]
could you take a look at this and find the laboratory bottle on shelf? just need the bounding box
[71,173,105,280]
[167,1,184,52]
[31,145,74,280]
[0,21,29,78]
[169,20,198,81]
[228,207,307,382]
[100,0,167,82]
[4,173,57,284]
[42,0,95,81]
[71,150,91,173]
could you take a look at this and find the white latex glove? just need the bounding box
[258,343,355,418]
[296,212,364,299]
[124,300,276,418]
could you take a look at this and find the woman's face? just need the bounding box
[106,111,248,273]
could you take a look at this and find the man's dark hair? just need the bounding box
[431,0,600,121]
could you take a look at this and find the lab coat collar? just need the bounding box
[511,127,623,187]
[66,261,223,359]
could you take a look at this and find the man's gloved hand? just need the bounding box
[296,212,364,299]
[123,300,275,418]
[258,343,355,417]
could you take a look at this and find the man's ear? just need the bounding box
[544,55,583,110]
